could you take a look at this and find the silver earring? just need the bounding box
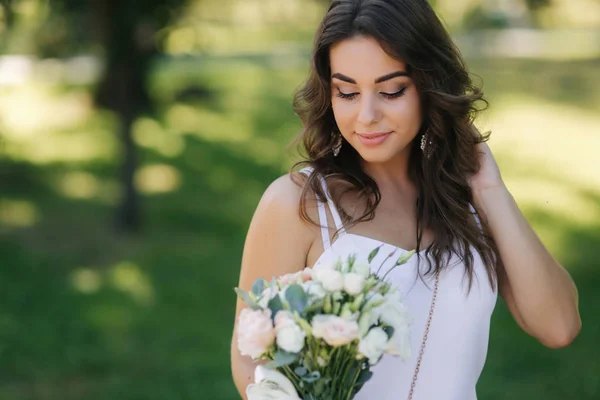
[332,133,343,157]
[420,131,432,158]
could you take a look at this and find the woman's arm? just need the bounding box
[470,142,581,349]
[231,173,318,398]
[473,185,581,349]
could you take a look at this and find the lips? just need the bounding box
[356,131,392,147]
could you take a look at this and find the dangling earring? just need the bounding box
[420,131,432,158]
[332,132,343,157]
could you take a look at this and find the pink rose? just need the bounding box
[311,314,359,346]
[279,268,313,286]
[300,267,313,282]
[237,308,275,359]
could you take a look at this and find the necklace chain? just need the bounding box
[407,270,440,400]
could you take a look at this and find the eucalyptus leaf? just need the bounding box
[294,366,308,377]
[251,278,266,297]
[267,294,283,320]
[265,350,298,368]
[382,326,395,340]
[285,284,308,315]
[302,370,321,383]
[233,288,259,310]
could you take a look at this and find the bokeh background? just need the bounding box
[0,0,598,399]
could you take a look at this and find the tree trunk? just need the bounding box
[92,0,155,233]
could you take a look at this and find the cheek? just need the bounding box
[387,95,422,129]
[331,100,354,127]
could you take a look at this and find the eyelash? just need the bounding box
[336,87,408,100]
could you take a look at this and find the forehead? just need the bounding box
[329,36,407,81]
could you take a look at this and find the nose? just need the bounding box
[356,94,381,126]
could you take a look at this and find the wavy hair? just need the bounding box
[291,0,499,291]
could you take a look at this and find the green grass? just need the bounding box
[0,56,599,399]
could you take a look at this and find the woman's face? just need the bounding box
[329,36,422,164]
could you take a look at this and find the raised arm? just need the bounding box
[230,173,318,399]
[470,142,581,349]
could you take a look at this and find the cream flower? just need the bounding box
[358,327,389,365]
[246,365,301,400]
[237,308,275,359]
[343,272,366,295]
[274,311,306,353]
[311,314,359,346]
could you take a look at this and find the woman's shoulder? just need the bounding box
[260,171,312,210]
[255,171,319,232]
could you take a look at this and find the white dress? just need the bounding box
[301,167,497,400]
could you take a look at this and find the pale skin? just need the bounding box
[231,36,581,398]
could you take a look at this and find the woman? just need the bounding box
[231,0,581,399]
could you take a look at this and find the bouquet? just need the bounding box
[235,246,415,400]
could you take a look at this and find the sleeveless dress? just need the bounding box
[300,167,497,400]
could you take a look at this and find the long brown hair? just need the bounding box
[291,0,499,291]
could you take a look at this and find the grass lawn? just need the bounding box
[0,56,598,399]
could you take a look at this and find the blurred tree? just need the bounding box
[86,0,187,233]
[42,0,188,233]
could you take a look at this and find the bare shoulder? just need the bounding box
[236,172,319,294]
[256,172,319,229]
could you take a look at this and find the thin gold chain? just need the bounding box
[407,270,440,400]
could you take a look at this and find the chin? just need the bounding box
[356,147,399,164]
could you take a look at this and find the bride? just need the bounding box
[231,0,581,398]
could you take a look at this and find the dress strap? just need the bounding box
[299,167,346,250]
[469,203,483,231]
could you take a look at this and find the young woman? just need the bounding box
[231,1,581,398]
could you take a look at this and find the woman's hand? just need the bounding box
[468,141,505,194]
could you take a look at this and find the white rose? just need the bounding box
[358,327,389,365]
[312,314,359,346]
[314,269,344,292]
[385,322,411,361]
[274,311,306,353]
[246,365,301,400]
[302,280,326,300]
[343,273,365,295]
[378,291,412,328]
[352,261,371,277]
[376,291,412,361]
[357,307,379,337]
[311,259,336,276]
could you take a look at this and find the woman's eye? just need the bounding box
[381,87,407,99]
[336,89,358,100]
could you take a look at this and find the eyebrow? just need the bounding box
[331,71,410,84]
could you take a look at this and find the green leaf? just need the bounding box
[368,245,382,263]
[344,363,360,387]
[294,366,308,377]
[302,370,321,383]
[356,369,373,386]
[234,288,259,309]
[265,351,298,368]
[382,326,395,340]
[251,278,266,297]
[285,284,308,315]
[267,294,283,319]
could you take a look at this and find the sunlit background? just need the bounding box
[0,0,598,399]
